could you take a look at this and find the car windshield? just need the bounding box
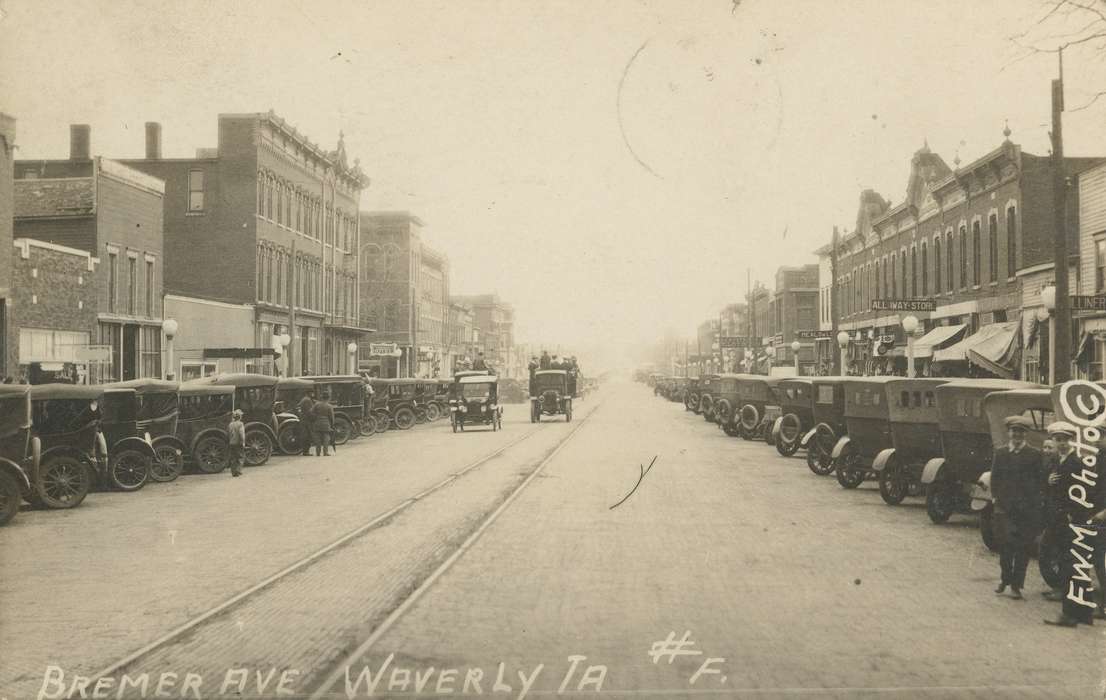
[462,383,494,399]
[33,398,99,435]
[180,393,234,421]
[535,374,566,391]
[0,396,29,438]
[136,392,179,421]
[238,386,275,414]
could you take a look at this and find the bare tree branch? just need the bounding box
[1070,89,1106,109]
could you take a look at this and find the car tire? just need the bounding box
[109,449,151,492]
[878,457,908,505]
[277,423,302,455]
[33,455,90,509]
[359,414,377,437]
[333,414,354,445]
[0,469,23,526]
[833,449,864,489]
[244,429,273,466]
[150,445,184,483]
[194,435,229,474]
[925,482,956,523]
[394,407,416,430]
[374,411,390,433]
[425,403,441,422]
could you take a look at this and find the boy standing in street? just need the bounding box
[228,409,246,477]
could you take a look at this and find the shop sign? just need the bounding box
[871,298,936,312]
[369,342,399,357]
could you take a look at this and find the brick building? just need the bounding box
[359,212,451,378]
[1073,160,1106,380]
[446,299,477,372]
[769,264,820,372]
[0,114,14,377]
[14,135,166,383]
[449,293,515,375]
[820,134,1101,378]
[120,113,370,378]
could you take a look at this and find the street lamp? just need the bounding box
[272,332,292,376]
[1041,284,1057,384]
[791,340,801,374]
[837,331,850,376]
[347,341,359,375]
[161,318,178,380]
[902,315,919,378]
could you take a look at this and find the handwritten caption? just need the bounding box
[1056,380,1104,611]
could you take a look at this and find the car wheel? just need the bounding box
[359,415,377,438]
[194,435,229,474]
[979,505,998,552]
[244,429,273,466]
[109,449,150,492]
[333,414,354,445]
[776,415,801,457]
[34,455,90,509]
[374,411,390,433]
[394,407,416,430]
[878,457,908,505]
[925,482,956,523]
[722,421,741,437]
[426,403,441,422]
[277,423,302,455]
[833,450,864,489]
[0,470,23,526]
[150,445,184,483]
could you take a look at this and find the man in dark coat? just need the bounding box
[473,352,488,371]
[296,390,315,456]
[539,351,551,370]
[990,415,1044,599]
[1044,422,1106,626]
[311,392,336,457]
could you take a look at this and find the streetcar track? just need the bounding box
[83,416,564,687]
[308,398,604,699]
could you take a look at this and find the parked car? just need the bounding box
[869,378,950,505]
[684,377,702,413]
[711,374,744,436]
[734,375,784,443]
[274,377,316,455]
[921,379,1040,524]
[697,374,722,423]
[771,377,815,457]
[112,378,183,482]
[368,378,421,430]
[414,380,443,422]
[176,384,235,474]
[186,374,279,466]
[0,384,37,525]
[830,376,898,489]
[451,375,503,432]
[804,377,849,476]
[299,375,373,443]
[530,370,573,422]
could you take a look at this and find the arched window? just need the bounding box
[265,177,273,219]
[945,231,953,292]
[891,253,897,297]
[901,251,907,298]
[257,172,264,214]
[276,184,283,226]
[1006,205,1017,277]
[874,260,881,299]
[959,225,967,289]
[988,213,998,283]
[972,220,981,285]
[934,236,941,293]
[910,246,917,297]
[920,241,928,296]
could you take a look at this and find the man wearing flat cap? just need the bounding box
[990,415,1044,599]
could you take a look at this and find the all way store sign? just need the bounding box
[871,298,936,312]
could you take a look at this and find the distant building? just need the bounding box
[1074,160,1106,380]
[360,212,450,378]
[447,299,477,372]
[450,294,515,375]
[770,264,820,373]
[14,131,166,382]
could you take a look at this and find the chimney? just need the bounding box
[145,122,162,160]
[69,124,90,160]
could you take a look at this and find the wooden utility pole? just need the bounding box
[831,226,840,375]
[288,239,297,376]
[1051,49,1071,383]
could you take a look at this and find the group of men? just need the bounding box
[293,390,339,457]
[528,351,578,372]
[990,416,1106,626]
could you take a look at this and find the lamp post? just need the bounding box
[837,331,850,376]
[1041,284,1057,384]
[902,315,919,378]
[161,318,178,381]
[347,341,359,375]
[791,340,801,374]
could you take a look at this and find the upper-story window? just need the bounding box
[900,251,907,297]
[890,253,897,298]
[945,231,953,292]
[188,169,205,212]
[934,236,941,293]
[910,247,917,297]
[959,225,968,289]
[128,256,137,314]
[1006,205,1017,278]
[108,251,118,313]
[145,259,155,316]
[972,220,981,285]
[1096,237,1106,293]
[920,241,928,296]
[988,214,998,283]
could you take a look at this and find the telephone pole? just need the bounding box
[830,226,841,375]
[1051,49,1071,383]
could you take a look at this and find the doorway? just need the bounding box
[123,325,138,380]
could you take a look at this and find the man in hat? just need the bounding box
[1044,420,1106,626]
[227,409,246,477]
[473,352,488,371]
[990,415,1044,599]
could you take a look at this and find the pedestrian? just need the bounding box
[540,350,551,370]
[990,415,1043,600]
[227,409,246,477]
[473,352,488,371]
[1040,438,1065,601]
[1044,422,1106,626]
[296,389,315,456]
[311,391,336,457]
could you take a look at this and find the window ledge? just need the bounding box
[185,211,205,217]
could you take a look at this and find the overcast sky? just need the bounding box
[3,0,1105,362]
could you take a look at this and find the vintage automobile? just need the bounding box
[921,379,1041,524]
[734,375,784,443]
[830,376,898,489]
[112,378,183,482]
[176,384,235,474]
[684,377,702,413]
[530,369,573,422]
[653,376,669,397]
[804,377,849,475]
[868,378,951,505]
[667,377,689,404]
[31,384,156,499]
[413,380,444,422]
[368,378,421,430]
[187,374,279,466]
[0,384,37,525]
[973,386,1055,552]
[451,375,503,432]
[273,377,315,455]
[697,374,722,422]
[300,375,374,443]
[771,377,815,457]
[711,374,744,436]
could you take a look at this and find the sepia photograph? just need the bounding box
[1,1,1106,698]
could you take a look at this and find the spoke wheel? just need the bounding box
[834,451,864,489]
[109,449,150,492]
[277,424,302,455]
[150,445,184,483]
[925,482,956,523]
[194,436,229,474]
[373,411,390,433]
[776,415,801,457]
[878,457,908,505]
[425,403,441,422]
[35,456,90,509]
[243,429,273,466]
[394,407,416,430]
[0,470,23,526]
[359,415,377,437]
[332,415,353,445]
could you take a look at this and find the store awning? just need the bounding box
[913,323,967,359]
[933,322,1019,377]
